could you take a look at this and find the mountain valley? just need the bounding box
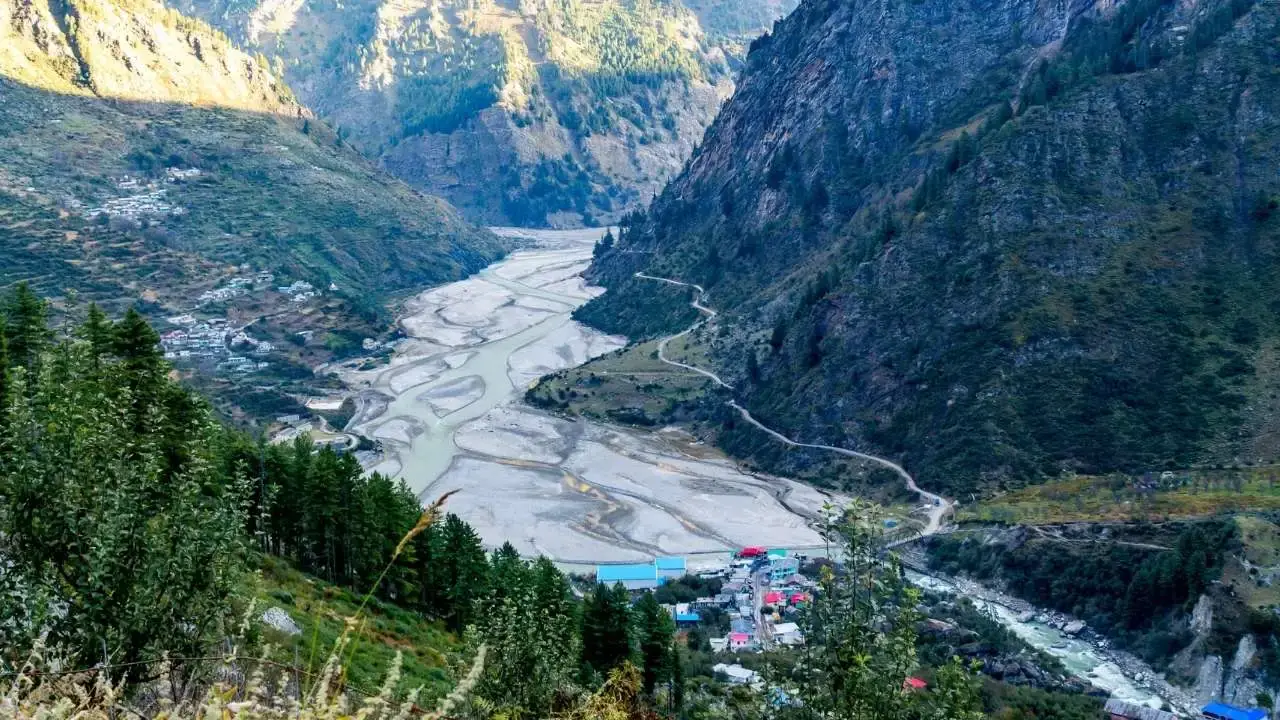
[166,0,798,227]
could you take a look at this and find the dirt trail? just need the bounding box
[634,272,953,536]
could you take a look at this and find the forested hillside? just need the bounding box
[582,0,1280,496]
[168,0,797,227]
[0,0,505,422]
[0,288,1052,719]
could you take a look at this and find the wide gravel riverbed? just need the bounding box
[341,228,834,563]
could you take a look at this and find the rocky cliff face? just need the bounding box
[583,0,1280,495]
[169,0,797,227]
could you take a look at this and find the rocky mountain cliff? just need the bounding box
[0,0,504,422]
[167,0,796,227]
[581,0,1280,495]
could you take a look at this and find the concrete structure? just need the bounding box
[596,563,659,591]
[656,556,687,580]
[713,663,760,686]
[769,556,801,584]
[773,622,803,646]
[728,632,751,651]
[1105,699,1178,720]
[594,556,688,590]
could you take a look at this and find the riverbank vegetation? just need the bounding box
[927,521,1240,669]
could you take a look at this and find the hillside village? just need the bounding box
[592,548,817,688]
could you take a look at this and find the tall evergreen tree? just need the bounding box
[0,322,8,434]
[582,582,635,678]
[0,308,246,674]
[635,592,675,695]
[441,513,489,631]
[3,283,49,375]
[78,303,114,370]
[487,542,530,616]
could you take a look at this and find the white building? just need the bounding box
[713,663,760,686]
[772,622,804,646]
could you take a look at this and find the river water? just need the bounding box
[908,572,1171,709]
[339,227,1170,707]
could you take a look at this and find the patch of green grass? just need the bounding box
[963,468,1280,525]
[252,556,460,703]
[527,341,715,423]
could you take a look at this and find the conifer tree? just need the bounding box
[78,303,114,370]
[0,322,8,434]
[441,513,489,631]
[635,592,675,695]
[0,305,246,674]
[3,283,49,375]
[582,582,635,678]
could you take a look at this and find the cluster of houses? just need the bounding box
[278,280,319,303]
[593,547,814,657]
[86,169,202,221]
[161,316,231,360]
[161,315,270,374]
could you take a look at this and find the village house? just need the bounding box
[728,632,751,651]
[769,556,801,584]
[1201,703,1268,720]
[596,563,660,591]
[713,663,760,686]
[772,622,803,646]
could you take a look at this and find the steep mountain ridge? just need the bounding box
[2,0,299,111]
[581,0,1280,495]
[168,0,797,227]
[0,0,505,423]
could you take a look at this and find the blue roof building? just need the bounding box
[675,612,701,624]
[596,557,688,590]
[655,556,687,579]
[597,563,660,590]
[1202,703,1269,720]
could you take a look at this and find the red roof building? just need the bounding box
[903,677,928,691]
[763,591,785,605]
[738,546,767,558]
[789,593,809,605]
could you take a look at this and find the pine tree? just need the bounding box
[487,541,530,616]
[582,583,635,678]
[4,283,49,374]
[441,513,489,631]
[0,305,246,674]
[769,320,786,352]
[635,592,675,695]
[78,303,114,370]
[0,322,8,434]
[669,646,685,715]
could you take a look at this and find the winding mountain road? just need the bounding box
[633,272,953,537]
